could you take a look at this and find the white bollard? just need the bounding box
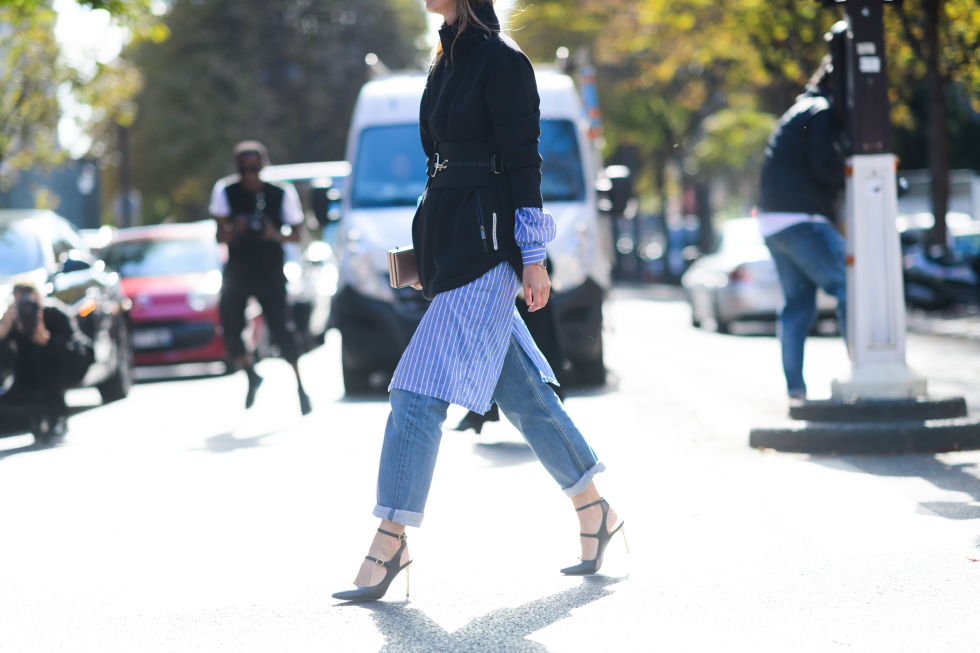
[831,153,927,399]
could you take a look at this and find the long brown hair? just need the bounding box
[433,0,495,64]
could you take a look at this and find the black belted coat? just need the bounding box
[412,1,543,300]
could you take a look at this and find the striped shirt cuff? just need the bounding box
[515,207,556,266]
[521,245,547,266]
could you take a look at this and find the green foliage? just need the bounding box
[512,0,980,213]
[889,0,980,113]
[126,0,428,223]
[0,5,66,186]
[0,0,163,202]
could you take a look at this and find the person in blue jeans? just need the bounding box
[331,0,624,603]
[757,57,848,399]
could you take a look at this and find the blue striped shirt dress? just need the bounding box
[388,207,558,414]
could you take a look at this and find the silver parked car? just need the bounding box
[681,217,837,333]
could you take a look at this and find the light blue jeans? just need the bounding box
[764,221,847,397]
[373,337,604,527]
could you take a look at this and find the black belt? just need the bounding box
[428,156,501,178]
[427,142,502,178]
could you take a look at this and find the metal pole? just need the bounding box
[118,123,132,228]
[831,0,926,399]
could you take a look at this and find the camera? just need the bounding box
[241,192,269,239]
[235,193,267,241]
[16,298,39,335]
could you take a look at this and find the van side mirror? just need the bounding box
[601,165,632,217]
[312,186,342,226]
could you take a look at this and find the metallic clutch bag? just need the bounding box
[387,246,419,288]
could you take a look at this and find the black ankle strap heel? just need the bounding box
[560,498,627,576]
[332,528,413,602]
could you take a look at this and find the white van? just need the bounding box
[333,70,611,393]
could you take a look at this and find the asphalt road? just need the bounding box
[2,286,980,652]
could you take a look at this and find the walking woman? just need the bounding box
[332,0,624,602]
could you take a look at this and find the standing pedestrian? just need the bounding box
[209,140,311,415]
[332,0,624,603]
[757,57,848,400]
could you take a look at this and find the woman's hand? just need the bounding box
[522,264,551,312]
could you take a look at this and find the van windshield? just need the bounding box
[351,120,585,208]
[540,119,585,202]
[351,125,427,208]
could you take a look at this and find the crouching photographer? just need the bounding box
[0,277,93,442]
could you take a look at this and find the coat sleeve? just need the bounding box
[485,47,543,209]
[419,81,435,161]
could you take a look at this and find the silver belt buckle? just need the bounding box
[429,153,449,178]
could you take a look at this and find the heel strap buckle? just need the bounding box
[377,527,407,541]
[575,498,606,512]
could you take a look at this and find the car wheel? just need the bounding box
[313,329,327,347]
[904,279,951,311]
[97,319,133,403]
[712,297,732,334]
[341,336,376,394]
[342,361,373,395]
[571,330,606,387]
[574,355,606,387]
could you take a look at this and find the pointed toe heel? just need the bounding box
[332,528,412,603]
[560,498,627,576]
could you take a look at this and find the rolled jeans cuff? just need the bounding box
[373,504,425,528]
[562,461,605,497]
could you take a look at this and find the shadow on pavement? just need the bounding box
[133,362,229,384]
[0,401,100,459]
[199,430,277,454]
[814,454,980,521]
[348,575,623,651]
[613,283,686,303]
[0,437,49,459]
[471,441,537,467]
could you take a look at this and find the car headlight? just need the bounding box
[187,270,222,312]
[283,260,307,299]
[549,220,594,293]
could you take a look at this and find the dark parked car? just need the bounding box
[898,212,980,310]
[0,209,133,406]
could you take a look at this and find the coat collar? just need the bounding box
[437,1,499,62]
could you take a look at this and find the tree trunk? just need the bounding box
[694,181,713,255]
[655,153,673,283]
[924,0,949,253]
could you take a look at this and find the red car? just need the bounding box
[100,221,263,370]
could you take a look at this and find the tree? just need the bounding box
[125,0,428,223]
[512,0,980,248]
[0,0,163,206]
[0,5,64,190]
[888,0,980,251]
[513,0,838,219]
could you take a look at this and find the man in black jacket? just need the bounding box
[209,141,311,415]
[0,277,93,441]
[757,57,848,400]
